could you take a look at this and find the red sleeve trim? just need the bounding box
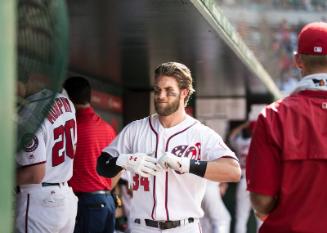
[221,155,239,162]
[20,161,46,168]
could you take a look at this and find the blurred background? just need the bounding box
[218,0,327,95]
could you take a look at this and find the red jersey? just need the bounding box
[69,107,116,192]
[247,90,327,233]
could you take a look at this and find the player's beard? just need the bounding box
[155,94,181,116]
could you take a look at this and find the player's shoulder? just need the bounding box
[262,93,304,118]
[188,116,219,136]
[56,92,75,110]
[283,91,315,106]
[56,92,71,100]
[124,115,152,130]
[45,92,76,125]
[188,116,208,130]
[256,94,303,130]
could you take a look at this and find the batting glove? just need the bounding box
[116,153,162,177]
[158,152,190,174]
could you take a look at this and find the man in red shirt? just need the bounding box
[64,76,117,233]
[246,22,327,233]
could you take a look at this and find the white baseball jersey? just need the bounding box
[15,90,78,233]
[17,90,77,182]
[103,114,236,221]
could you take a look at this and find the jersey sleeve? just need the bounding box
[202,127,236,161]
[246,111,282,196]
[16,126,47,167]
[102,121,134,157]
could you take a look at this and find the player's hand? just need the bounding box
[158,152,190,174]
[116,153,162,177]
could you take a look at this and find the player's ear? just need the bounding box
[181,89,188,99]
[294,53,304,69]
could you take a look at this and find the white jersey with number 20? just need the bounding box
[16,91,77,183]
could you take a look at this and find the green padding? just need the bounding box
[17,0,69,151]
[0,1,15,232]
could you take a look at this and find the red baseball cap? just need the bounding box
[297,22,327,55]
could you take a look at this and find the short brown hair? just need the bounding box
[299,54,327,70]
[154,62,195,106]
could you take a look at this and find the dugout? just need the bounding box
[0,0,281,232]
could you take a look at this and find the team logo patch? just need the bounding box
[22,133,39,152]
[171,143,201,175]
[171,142,201,159]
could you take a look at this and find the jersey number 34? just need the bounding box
[133,174,150,191]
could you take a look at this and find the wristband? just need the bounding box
[97,152,123,178]
[189,160,207,177]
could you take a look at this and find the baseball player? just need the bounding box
[229,122,262,233]
[15,87,78,233]
[200,181,231,233]
[97,62,241,233]
[247,22,327,233]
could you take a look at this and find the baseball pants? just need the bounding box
[15,183,78,233]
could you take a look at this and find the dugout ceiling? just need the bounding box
[67,0,280,98]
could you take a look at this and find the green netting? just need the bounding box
[16,0,69,151]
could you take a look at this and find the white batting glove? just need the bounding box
[116,153,162,177]
[158,152,190,174]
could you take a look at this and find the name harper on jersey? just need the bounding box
[47,97,72,124]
